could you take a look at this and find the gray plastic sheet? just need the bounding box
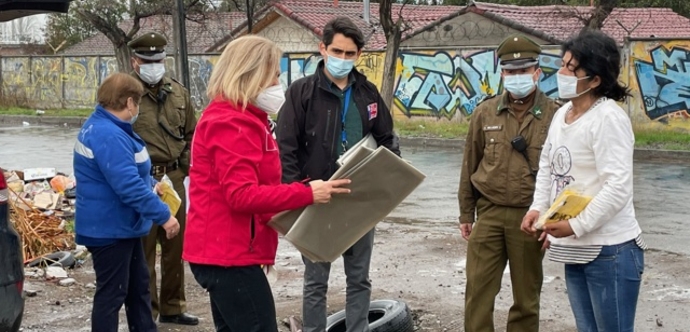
[269,142,426,262]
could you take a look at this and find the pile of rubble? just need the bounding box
[23,245,90,292]
[4,167,77,261]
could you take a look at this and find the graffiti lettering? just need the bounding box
[634,45,690,120]
[394,50,561,119]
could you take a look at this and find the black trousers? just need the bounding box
[190,263,278,332]
[88,238,157,332]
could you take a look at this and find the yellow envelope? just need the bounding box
[159,181,181,216]
[536,189,592,229]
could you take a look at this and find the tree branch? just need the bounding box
[554,5,590,25]
[75,8,128,46]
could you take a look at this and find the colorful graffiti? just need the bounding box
[63,57,99,109]
[393,49,562,119]
[1,57,31,105]
[2,42,687,128]
[1,57,99,109]
[279,52,384,89]
[279,53,320,89]
[633,43,690,120]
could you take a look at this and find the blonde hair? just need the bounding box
[98,73,144,110]
[207,35,282,108]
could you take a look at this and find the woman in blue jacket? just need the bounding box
[73,73,179,332]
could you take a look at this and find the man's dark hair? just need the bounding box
[322,17,365,50]
[561,30,630,102]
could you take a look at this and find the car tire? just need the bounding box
[26,251,75,268]
[325,299,414,332]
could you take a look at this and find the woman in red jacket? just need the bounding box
[183,35,350,332]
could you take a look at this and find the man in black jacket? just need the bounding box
[276,16,400,332]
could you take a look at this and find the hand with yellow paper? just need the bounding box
[157,174,181,216]
[534,188,592,230]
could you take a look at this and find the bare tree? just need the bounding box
[555,0,619,32]
[583,0,618,30]
[221,0,267,33]
[379,0,412,109]
[73,0,210,72]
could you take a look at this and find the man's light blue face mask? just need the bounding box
[325,54,355,79]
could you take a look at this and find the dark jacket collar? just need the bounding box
[496,89,548,119]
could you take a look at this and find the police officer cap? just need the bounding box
[128,32,167,61]
[496,34,542,70]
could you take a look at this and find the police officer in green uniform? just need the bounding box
[128,32,198,326]
[458,34,561,332]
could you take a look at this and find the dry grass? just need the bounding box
[394,117,469,139]
[8,189,74,262]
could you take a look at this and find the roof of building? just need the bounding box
[411,1,690,45]
[64,0,690,55]
[266,0,462,49]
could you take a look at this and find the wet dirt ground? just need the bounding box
[4,126,690,332]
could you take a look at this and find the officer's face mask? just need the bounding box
[503,72,538,98]
[255,85,285,115]
[137,62,166,85]
[557,73,591,99]
[325,54,355,79]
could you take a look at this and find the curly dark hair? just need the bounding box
[561,30,631,102]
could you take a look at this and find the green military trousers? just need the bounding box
[143,168,187,319]
[464,197,544,332]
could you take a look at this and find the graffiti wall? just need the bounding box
[630,40,690,123]
[1,41,687,128]
[1,55,190,109]
[393,48,561,119]
[2,56,108,109]
[188,56,216,110]
[279,52,384,89]
[0,49,564,116]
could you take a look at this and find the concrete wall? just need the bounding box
[402,12,551,48]
[2,39,688,130]
[254,16,321,53]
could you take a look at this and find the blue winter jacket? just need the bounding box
[73,105,170,242]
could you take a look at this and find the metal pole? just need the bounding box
[363,0,370,24]
[176,0,190,88]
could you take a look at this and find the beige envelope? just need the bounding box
[269,145,426,262]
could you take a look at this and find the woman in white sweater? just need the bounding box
[521,30,646,332]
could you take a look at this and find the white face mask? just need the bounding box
[557,73,591,99]
[503,73,537,98]
[255,85,285,115]
[137,63,166,85]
